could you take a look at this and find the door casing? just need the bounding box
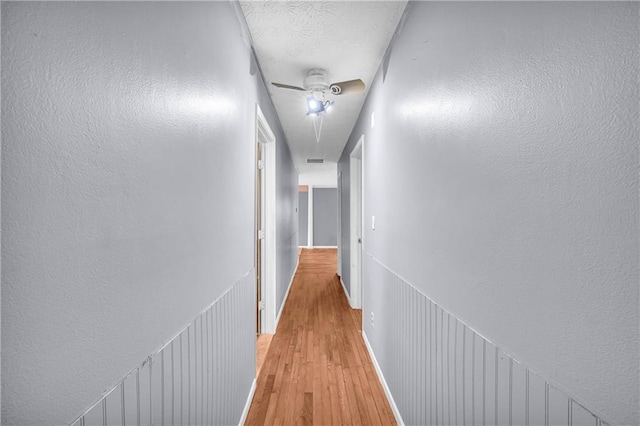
[350,135,364,309]
[255,104,277,334]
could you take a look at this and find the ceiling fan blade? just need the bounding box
[271,82,306,91]
[329,79,365,95]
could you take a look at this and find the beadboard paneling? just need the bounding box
[71,272,255,426]
[363,253,610,426]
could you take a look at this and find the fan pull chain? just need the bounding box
[312,114,325,143]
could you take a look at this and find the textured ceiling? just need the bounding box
[240,1,407,176]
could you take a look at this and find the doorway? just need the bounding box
[255,104,277,341]
[350,135,363,309]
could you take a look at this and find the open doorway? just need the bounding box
[350,135,363,309]
[255,105,277,375]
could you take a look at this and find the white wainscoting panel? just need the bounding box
[71,271,256,426]
[363,253,609,426]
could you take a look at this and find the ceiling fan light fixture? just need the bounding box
[306,96,334,117]
[306,96,327,116]
[306,96,323,116]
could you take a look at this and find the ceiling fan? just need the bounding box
[271,68,365,143]
[271,68,365,96]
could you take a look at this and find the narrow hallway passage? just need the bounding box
[246,249,396,425]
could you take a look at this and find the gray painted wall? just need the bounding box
[339,2,639,424]
[313,188,338,247]
[1,2,297,424]
[299,191,309,246]
[0,4,3,413]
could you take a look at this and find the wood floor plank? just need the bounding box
[342,364,365,426]
[256,334,274,378]
[305,332,314,380]
[245,248,396,425]
[327,351,342,425]
[312,339,323,425]
[302,392,314,425]
[320,348,333,425]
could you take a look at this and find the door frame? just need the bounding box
[337,172,342,276]
[255,104,277,334]
[350,135,364,309]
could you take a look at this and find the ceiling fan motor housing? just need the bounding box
[303,68,330,92]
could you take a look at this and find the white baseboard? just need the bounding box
[275,256,299,330]
[362,331,404,426]
[238,378,257,426]
[340,277,352,308]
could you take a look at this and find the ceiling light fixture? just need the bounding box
[306,94,334,144]
[306,96,334,117]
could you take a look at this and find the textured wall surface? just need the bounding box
[1,2,296,424]
[339,2,639,424]
[313,188,338,247]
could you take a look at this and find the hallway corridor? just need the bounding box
[2,1,637,423]
[246,249,396,425]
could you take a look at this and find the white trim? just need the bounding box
[307,245,338,249]
[256,104,277,334]
[238,378,257,426]
[362,331,404,426]
[275,255,300,330]
[360,137,365,309]
[340,277,352,307]
[350,136,364,309]
[308,185,314,247]
[337,171,343,276]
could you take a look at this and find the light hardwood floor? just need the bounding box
[246,248,396,425]
[257,334,274,378]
